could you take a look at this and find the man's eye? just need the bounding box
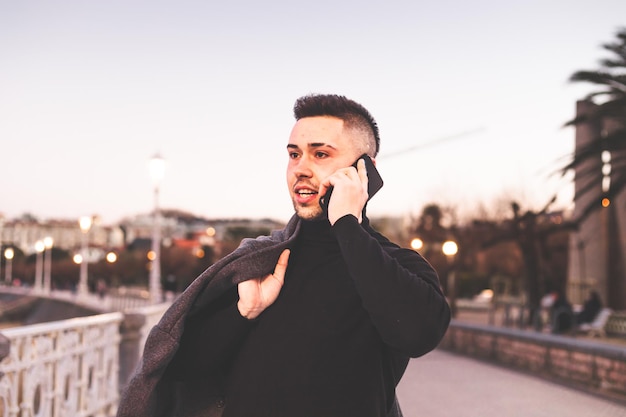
[315,152,328,159]
[289,152,300,159]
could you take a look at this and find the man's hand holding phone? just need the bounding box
[319,155,383,225]
[319,159,369,225]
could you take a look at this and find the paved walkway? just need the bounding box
[397,350,626,417]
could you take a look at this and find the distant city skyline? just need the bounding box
[2,1,625,225]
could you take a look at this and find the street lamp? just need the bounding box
[43,236,54,294]
[149,152,166,304]
[442,240,458,257]
[410,238,424,251]
[34,240,45,292]
[442,240,459,317]
[106,251,118,263]
[4,248,14,284]
[78,216,93,298]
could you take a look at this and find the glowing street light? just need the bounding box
[442,240,459,317]
[442,240,458,257]
[106,251,118,263]
[4,248,14,284]
[43,236,54,294]
[78,216,93,298]
[410,238,424,251]
[149,153,166,304]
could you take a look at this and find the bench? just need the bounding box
[577,308,612,337]
[605,310,626,338]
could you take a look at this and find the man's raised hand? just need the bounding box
[237,249,291,320]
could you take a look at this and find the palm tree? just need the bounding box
[562,27,626,310]
[562,27,626,221]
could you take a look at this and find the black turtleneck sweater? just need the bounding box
[170,215,450,417]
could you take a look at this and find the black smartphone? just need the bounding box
[319,154,384,214]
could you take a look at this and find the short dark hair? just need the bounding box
[293,94,380,156]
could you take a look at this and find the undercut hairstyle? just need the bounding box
[293,94,380,157]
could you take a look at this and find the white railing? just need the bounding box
[103,287,153,312]
[0,313,123,417]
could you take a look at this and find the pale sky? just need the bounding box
[1,1,624,225]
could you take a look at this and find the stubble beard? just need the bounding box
[292,199,324,221]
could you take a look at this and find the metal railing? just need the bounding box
[0,313,123,417]
[0,297,171,417]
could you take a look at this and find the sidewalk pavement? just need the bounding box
[397,349,626,417]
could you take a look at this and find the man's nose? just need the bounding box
[294,158,313,178]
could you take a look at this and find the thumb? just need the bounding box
[272,249,290,284]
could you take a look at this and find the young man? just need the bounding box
[116,94,450,417]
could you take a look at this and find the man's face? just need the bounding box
[286,116,361,220]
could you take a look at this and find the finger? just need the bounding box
[356,159,368,186]
[319,170,338,196]
[272,249,290,283]
[340,165,358,178]
[318,182,330,198]
[352,159,369,199]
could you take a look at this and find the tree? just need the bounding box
[411,204,452,291]
[478,196,575,329]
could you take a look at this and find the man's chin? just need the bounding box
[294,203,324,221]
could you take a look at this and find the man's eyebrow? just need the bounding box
[309,142,333,149]
[286,142,336,150]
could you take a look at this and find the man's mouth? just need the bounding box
[294,186,319,203]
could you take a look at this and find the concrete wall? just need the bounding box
[439,320,626,405]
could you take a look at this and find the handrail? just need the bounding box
[0,312,123,417]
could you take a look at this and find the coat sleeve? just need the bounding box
[332,215,451,357]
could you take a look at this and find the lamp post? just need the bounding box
[4,248,14,284]
[149,153,166,304]
[442,240,458,317]
[43,236,54,294]
[34,240,45,292]
[78,216,92,298]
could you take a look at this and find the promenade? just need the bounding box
[2,290,625,416]
[397,349,626,416]
[394,306,626,417]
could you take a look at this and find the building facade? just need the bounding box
[567,100,626,309]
